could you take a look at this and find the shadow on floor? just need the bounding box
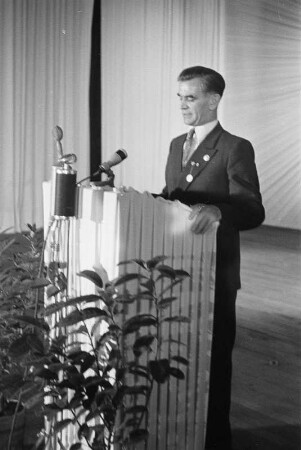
[232,424,300,450]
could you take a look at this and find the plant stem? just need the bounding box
[80,312,103,376]
[134,272,158,432]
[70,409,94,449]
[7,390,23,450]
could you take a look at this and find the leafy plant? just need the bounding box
[0,225,48,447]
[38,255,190,449]
[0,224,190,449]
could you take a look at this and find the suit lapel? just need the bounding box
[178,123,223,190]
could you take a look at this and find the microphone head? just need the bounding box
[116,148,128,160]
[53,125,63,142]
[59,153,77,164]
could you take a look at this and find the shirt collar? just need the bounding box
[193,120,218,145]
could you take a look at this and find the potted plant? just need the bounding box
[0,224,191,449]
[34,255,191,449]
[0,225,49,449]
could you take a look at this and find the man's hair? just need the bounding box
[177,66,225,97]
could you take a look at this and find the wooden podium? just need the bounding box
[43,185,217,450]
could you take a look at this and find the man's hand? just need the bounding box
[189,204,221,234]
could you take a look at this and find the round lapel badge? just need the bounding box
[186,174,193,182]
[203,154,210,162]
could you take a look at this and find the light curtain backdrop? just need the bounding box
[0,0,300,230]
[101,0,301,229]
[0,0,93,231]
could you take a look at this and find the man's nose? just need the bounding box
[180,99,188,109]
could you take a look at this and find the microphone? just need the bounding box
[98,149,128,174]
[59,153,77,164]
[77,149,128,186]
[52,125,64,159]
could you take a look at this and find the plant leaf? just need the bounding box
[26,277,50,289]
[81,353,96,373]
[45,295,104,316]
[48,362,71,373]
[159,279,184,297]
[85,409,102,423]
[53,418,73,433]
[146,255,168,269]
[115,367,127,383]
[55,307,108,327]
[44,403,63,416]
[148,359,170,383]
[9,335,30,357]
[128,367,151,379]
[35,368,58,381]
[123,314,157,335]
[84,376,113,390]
[26,333,45,354]
[78,423,91,440]
[67,349,90,362]
[155,264,176,279]
[118,258,148,270]
[113,273,147,287]
[133,334,155,356]
[23,391,44,410]
[56,272,68,291]
[114,291,135,304]
[125,385,149,396]
[77,270,103,288]
[168,366,185,380]
[158,296,178,309]
[129,428,149,443]
[172,355,189,366]
[162,315,190,323]
[9,314,50,332]
[67,373,86,389]
[140,278,155,293]
[174,269,190,278]
[16,278,50,290]
[0,236,15,256]
[68,394,85,410]
[47,285,61,298]
[132,291,154,301]
[95,331,117,351]
[125,404,148,415]
[70,444,83,450]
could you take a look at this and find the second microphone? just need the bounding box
[97,149,128,174]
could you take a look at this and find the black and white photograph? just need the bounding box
[0,1,300,449]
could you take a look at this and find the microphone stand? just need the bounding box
[77,168,115,188]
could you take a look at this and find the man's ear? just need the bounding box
[208,93,221,111]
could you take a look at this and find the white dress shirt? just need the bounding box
[194,120,218,147]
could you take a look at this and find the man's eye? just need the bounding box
[177,95,196,102]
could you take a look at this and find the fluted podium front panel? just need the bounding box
[43,186,217,450]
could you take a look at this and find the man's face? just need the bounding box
[177,78,218,126]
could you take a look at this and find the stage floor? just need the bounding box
[232,225,301,450]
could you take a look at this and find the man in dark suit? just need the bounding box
[161,66,265,449]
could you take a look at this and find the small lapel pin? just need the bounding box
[203,154,210,162]
[186,174,193,182]
[185,161,201,183]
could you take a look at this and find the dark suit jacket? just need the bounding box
[161,122,265,290]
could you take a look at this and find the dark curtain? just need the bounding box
[89,0,101,179]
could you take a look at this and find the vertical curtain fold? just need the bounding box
[0,0,94,231]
